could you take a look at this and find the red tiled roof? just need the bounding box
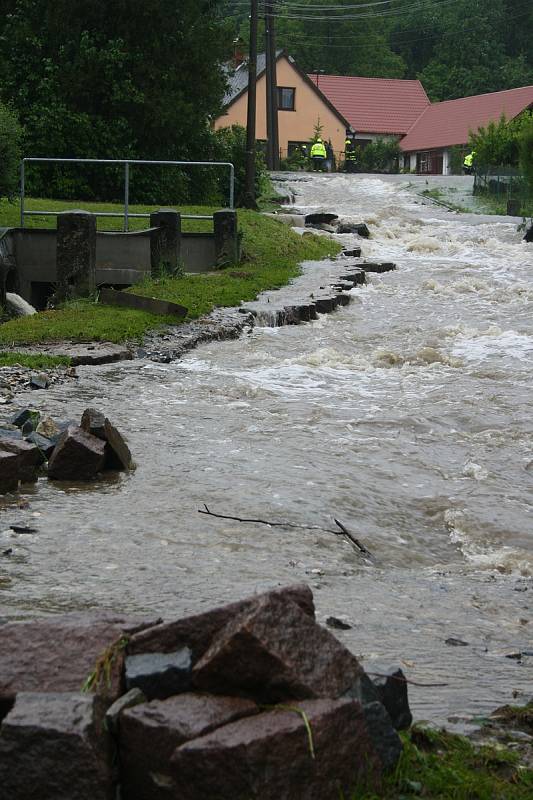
[310,75,430,134]
[400,86,533,152]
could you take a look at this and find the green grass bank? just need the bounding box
[0,199,340,349]
[354,722,533,800]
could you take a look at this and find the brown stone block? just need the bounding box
[0,450,21,493]
[0,691,114,800]
[127,584,315,661]
[48,425,106,480]
[0,612,161,705]
[192,592,363,703]
[0,438,41,482]
[120,693,258,800]
[169,698,381,800]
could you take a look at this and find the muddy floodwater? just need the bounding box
[2,174,532,728]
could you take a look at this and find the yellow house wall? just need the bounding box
[215,55,347,158]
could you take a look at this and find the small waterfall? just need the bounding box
[5,292,37,317]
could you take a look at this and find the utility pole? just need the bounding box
[244,0,259,208]
[264,0,279,170]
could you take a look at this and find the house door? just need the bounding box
[417,151,444,175]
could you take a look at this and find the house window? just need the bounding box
[277,87,295,111]
[288,141,309,157]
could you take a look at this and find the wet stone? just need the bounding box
[326,616,352,630]
[342,247,362,257]
[11,408,40,429]
[29,372,49,390]
[0,451,19,493]
[80,407,106,439]
[361,700,403,769]
[314,297,337,313]
[124,648,192,700]
[0,426,22,440]
[24,431,55,460]
[80,409,133,470]
[0,691,114,800]
[192,592,363,703]
[304,212,339,225]
[120,693,258,800]
[127,584,315,661]
[370,667,413,731]
[36,416,59,438]
[0,612,161,705]
[335,293,351,307]
[170,698,384,800]
[360,262,396,273]
[104,687,146,736]
[0,438,41,482]
[47,425,106,481]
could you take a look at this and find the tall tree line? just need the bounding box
[222,0,533,100]
[0,0,233,199]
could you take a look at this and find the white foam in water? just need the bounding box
[451,328,533,363]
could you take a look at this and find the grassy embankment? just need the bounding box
[353,720,533,800]
[0,198,340,360]
[421,186,533,217]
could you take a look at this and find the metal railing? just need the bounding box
[20,157,235,231]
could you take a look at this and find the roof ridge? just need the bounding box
[429,84,533,108]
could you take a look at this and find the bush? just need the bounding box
[360,138,400,172]
[213,125,268,207]
[469,111,533,168]
[0,103,22,199]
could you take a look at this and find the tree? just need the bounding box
[519,118,533,194]
[0,102,22,199]
[0,0,233,201]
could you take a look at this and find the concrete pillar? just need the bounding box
[150,209,181,276]
[213,210,240,267]
[56,211,96,298]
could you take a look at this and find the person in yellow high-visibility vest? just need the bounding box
[463,150,476,175]
[310,138,327,172]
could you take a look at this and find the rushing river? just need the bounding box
[1,174,532,727]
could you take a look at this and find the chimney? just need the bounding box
[233,37,246,68]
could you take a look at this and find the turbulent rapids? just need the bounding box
[1,174,532,727]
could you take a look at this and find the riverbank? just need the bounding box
[0,203,340,359]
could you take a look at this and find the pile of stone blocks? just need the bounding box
[0,585,411,799]
[0,406,133,492]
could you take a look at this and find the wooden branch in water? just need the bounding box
[198,505,373,560]
[334,518,373,558]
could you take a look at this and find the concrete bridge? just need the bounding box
[0,208,239,309]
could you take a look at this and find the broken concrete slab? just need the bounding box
[192,592,363,703]
[99,288,187,318]
[360,262,396,273]
[341,247,362,257]
[120,693,258,800]
[0,691,114,800]
[127,584,315,662]
[338,222,370,237]
[304,212,339,226]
